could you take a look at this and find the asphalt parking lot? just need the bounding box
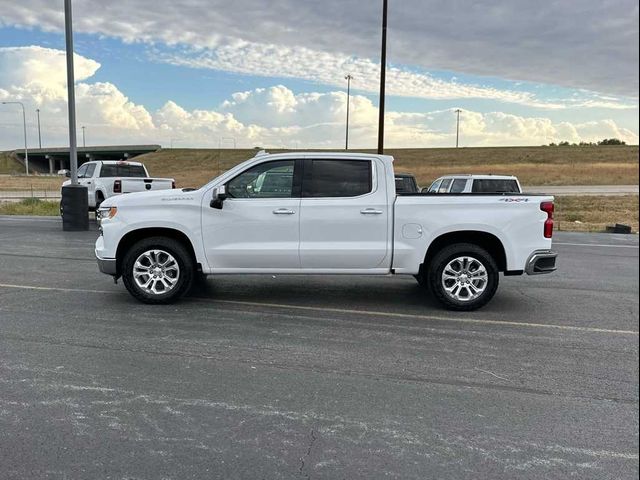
[0,216,638,479]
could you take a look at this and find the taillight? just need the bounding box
[113,179,122,193]
[172,181,176,189]
[540,201,554,238]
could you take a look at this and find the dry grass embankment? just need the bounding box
[139,145,639,189]
[0,145,637,191]
[555,195,638,232]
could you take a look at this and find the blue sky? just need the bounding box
[0,0,637,149]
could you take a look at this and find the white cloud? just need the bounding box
[1,0,637,97]
[0,47,637,152]
[158,41,552,107]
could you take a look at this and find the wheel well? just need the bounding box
[115,228,200,275]
[422,231,507,272]
[96,190,104,199]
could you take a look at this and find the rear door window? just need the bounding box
[438,178,453,193]
[472,179,520,193]
[303,160,372,197]
[450,178,467,193]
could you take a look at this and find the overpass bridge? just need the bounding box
[11,145,161,173]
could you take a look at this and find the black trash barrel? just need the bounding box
[61,184,89,231]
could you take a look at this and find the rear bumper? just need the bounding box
[525,250,557,275]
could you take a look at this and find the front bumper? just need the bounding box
[97,256,117,276]
[525,250,557,275]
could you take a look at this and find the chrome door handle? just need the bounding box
[360,208,383,215]
[273,208,295,215]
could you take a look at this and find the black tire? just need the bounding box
[427,243,499,311]
[122,236,194,304]
[95,191,104,210]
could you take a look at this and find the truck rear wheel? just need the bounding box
[427,243,499,311]
[122,236,194,304]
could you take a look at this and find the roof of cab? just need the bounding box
[436,174,518,180]
[252,150,394,162]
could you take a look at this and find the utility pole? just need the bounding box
[82,126,86,147]
[1,101,28,174]
[36,108,42,149]
[377,0,388,154]
[344,74,353,150]
[61,0,89,230]
[455,109,462,148]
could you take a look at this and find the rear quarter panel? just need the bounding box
[393,195,554,274]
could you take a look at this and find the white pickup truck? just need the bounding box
[62,160,175,210]
[95,151,557,310]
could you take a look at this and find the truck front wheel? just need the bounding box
[427,243,499,311]
[122,237,194,304]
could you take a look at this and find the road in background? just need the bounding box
[0,216,638,479]
[525,185,639,196]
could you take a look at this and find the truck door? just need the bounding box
[299,157,390,270]
[202,159,302,270]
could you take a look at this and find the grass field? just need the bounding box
[555,195,638,232]
[0,151,23,175]
[138,145,639,189]
[0,198,60,216]
[0,145,637,191]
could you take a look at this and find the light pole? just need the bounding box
[61,0,89,230]
[36,108,42,149]
[81,126,86,147]
[65,0,78,185]
[1,101,29,174]
[377,0,388,154]
[455,109,462,148]
[344,74,353,150]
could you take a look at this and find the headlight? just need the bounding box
[97,206,118,222]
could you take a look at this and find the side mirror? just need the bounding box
[210,185,227,209]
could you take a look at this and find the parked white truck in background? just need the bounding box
[95,151,557,311]
[62,160,175,210]
[425,174,522,194]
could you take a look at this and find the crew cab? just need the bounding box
[95,152,557,311]
[424,175,522,194]
[62,160,175,210]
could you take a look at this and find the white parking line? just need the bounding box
[554,242,638,249]
[0,282,637,336]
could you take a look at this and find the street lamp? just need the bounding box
[36,108,42,149]
[377,0,388,154]
[455,109,462,148]
[344,74,353,150]
[1,101,29,174]
[61,0,89,231]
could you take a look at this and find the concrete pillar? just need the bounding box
[46,155,54,174]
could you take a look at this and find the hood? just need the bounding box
[101,188,203,208]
